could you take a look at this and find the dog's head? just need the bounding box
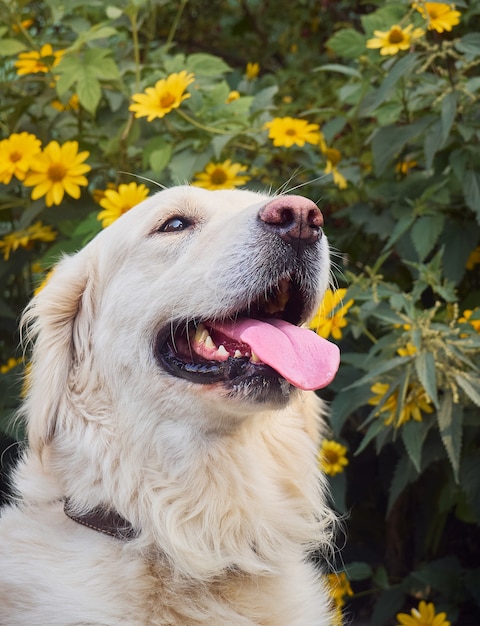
[21,186,339,450]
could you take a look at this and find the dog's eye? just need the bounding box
[158,216,192,233]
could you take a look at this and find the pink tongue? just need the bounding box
[212,318,340,391]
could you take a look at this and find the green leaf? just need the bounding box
[401,420,427,473]
[355,418,386,456]
[361,4,407,34]
[388,454,418,514]
[424,120,443,169]
[437,391,462,482]
[0,38,28,55]
[314,63,362,79]
[415,350,439,407]
[361,53,419,116]
[411,215,445,262]
[325,29,366,59]
[186,53,231,76]
[411,556,462,595]
[250,86,278,114]
[371,117,431,176]
[347,356,408,389]
[371,587,405,626]
[441,91,458,144]
[464,170,480,222]
[149,143,172,175]
[381,215,416,253]
[455,373,480,406]
[455,33,480,59]
[343,562,373,581]
[77,72,102,114]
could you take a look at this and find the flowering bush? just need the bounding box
[1,0,479,623]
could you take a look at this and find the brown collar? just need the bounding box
[64,499,137,541]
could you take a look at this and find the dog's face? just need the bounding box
[24,186,338,445]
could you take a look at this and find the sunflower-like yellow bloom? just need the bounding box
[413,2,461,33]
[245,62,260,80]
[366,24,424,56]
[309,288,354,340]
[466,246,480,270]
[129,71,195,122]
[459,309,480,333]
[323,146,347,189]
[0,132,42,184]
[14,43,65,75]
[23,140,91,207]
[0,357,23,374]
[369,381,434,428]
[264,117,322,148]
[319,440,349,476]
[396,600,450,626]
[397,342,417,357]
[97,182,150,228]
[192,160,250,190]
[0,221,56,260]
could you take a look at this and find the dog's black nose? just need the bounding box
[258,196,323,248]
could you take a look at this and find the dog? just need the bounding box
[0,185,340,625]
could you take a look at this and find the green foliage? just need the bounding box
[1,0,480,623]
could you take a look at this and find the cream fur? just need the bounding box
[0,186,336,625]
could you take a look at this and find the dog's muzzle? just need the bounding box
[155,195,340,401]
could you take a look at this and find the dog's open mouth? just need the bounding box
[155,278,340,395]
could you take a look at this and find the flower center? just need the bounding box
[323,450,340,465]
[10,151,22,163]
[210,167,228,185]
[389,28,405,44]
[48,163,67,182]
[159,92,176,109]
[285,128,297,136]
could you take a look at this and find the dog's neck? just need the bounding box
[63,499,136,541]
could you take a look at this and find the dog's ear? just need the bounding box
[20,250,96,452]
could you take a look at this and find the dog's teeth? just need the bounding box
[234,350,242,358]
[251,351,261,363]
[217,345,229,358]
[205,335,216,350]
[194,324,209,344]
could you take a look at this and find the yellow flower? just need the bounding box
[309,288,354,340]
[51,93,80,112]
[129,71,195,122]
[12,19,34,33]
[97,182,150,228]
[397,342,417,357]
[0,221,56,261]
[23,140,91,207]
[15,43,65,75]
[192,160,250,190]
[0,132,42,184]
[366,24,424,55]
[459,309,480,333]
[369,381,434,428]
[396,159,418,175]
[466,246,480,270]
[319,440,349,476]
[0,357,23,374]
[396,600,450,626]
[327,572,354,608]
[323,146,347,189]
[225,90,240,103]
[413,3,461,33]
[245,62,260,80]
[264,117,322,148]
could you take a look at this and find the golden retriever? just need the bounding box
[0,186,340,625]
